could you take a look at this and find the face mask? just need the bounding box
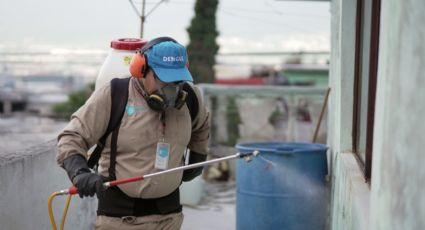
[144,77,187,112]
[152,80,179,107]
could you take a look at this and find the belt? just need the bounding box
[97,186,182,217]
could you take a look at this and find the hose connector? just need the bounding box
[56,186,78,196]
[239,150,260,162]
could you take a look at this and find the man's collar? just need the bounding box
[131,77,149,98]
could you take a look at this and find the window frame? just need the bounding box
[352,0,381,181]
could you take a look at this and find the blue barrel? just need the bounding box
[235,142,328,230]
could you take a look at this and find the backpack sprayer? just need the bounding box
[48,151,259,230]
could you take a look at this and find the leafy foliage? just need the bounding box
[186,0,219,83]
[52,83,94,120]
[226,97,241,146]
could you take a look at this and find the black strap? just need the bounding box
[182,82,199,122]
[139,37,178,54]
[108,125,120,180]
[97,186,182,217]
[87,77,130,169]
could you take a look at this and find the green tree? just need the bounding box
[52,83,94,120]
[226,97,240,146]
[186,0,219,83]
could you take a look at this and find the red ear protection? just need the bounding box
[129,52,147,78]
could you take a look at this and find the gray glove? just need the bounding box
[182,151,207,182]
[63,154,106,198]
[72,172,105,198]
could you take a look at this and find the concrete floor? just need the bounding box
[182,181,236,230]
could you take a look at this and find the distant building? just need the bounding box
[215,63,329,86]
[0,68,27,115]
[0,73,85,116]
[280,64,329,87]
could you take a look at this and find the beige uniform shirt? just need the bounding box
[56,78,210,199]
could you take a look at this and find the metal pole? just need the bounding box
[142,154,242,180]
[312,87,331,143]
[140,0,146,38]
[58,151,259,195]
[287,94,296,141]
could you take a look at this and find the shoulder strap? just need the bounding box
[183,82,199,122]
[87,77,130,168]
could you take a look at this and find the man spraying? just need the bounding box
[56,37,210,230]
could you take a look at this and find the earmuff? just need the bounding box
[129,54,147,78]
[129,37,178,78]
[146,94,167,112]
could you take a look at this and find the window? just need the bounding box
[352,0,381,180]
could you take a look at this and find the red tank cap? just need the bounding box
[110,38,147,51]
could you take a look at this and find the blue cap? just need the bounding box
[145,41,193,83]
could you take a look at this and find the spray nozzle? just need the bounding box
[239,150,260,163]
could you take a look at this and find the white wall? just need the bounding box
[329,0,425,229]
[328,0,371,229]
[370,0,425,229]
[0,140,96,229]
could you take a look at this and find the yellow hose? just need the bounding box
[48,192,59,230]
[48,192,73,230]
[61,195,72,230]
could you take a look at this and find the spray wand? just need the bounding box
[48,151,259,230]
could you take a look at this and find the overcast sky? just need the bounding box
[0,0,330,52]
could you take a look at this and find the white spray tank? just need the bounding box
[95,38,147,90]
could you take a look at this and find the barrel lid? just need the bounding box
[235,142,328,154]
[110,38,147,51]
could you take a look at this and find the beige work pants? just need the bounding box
[95,212,183,230]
